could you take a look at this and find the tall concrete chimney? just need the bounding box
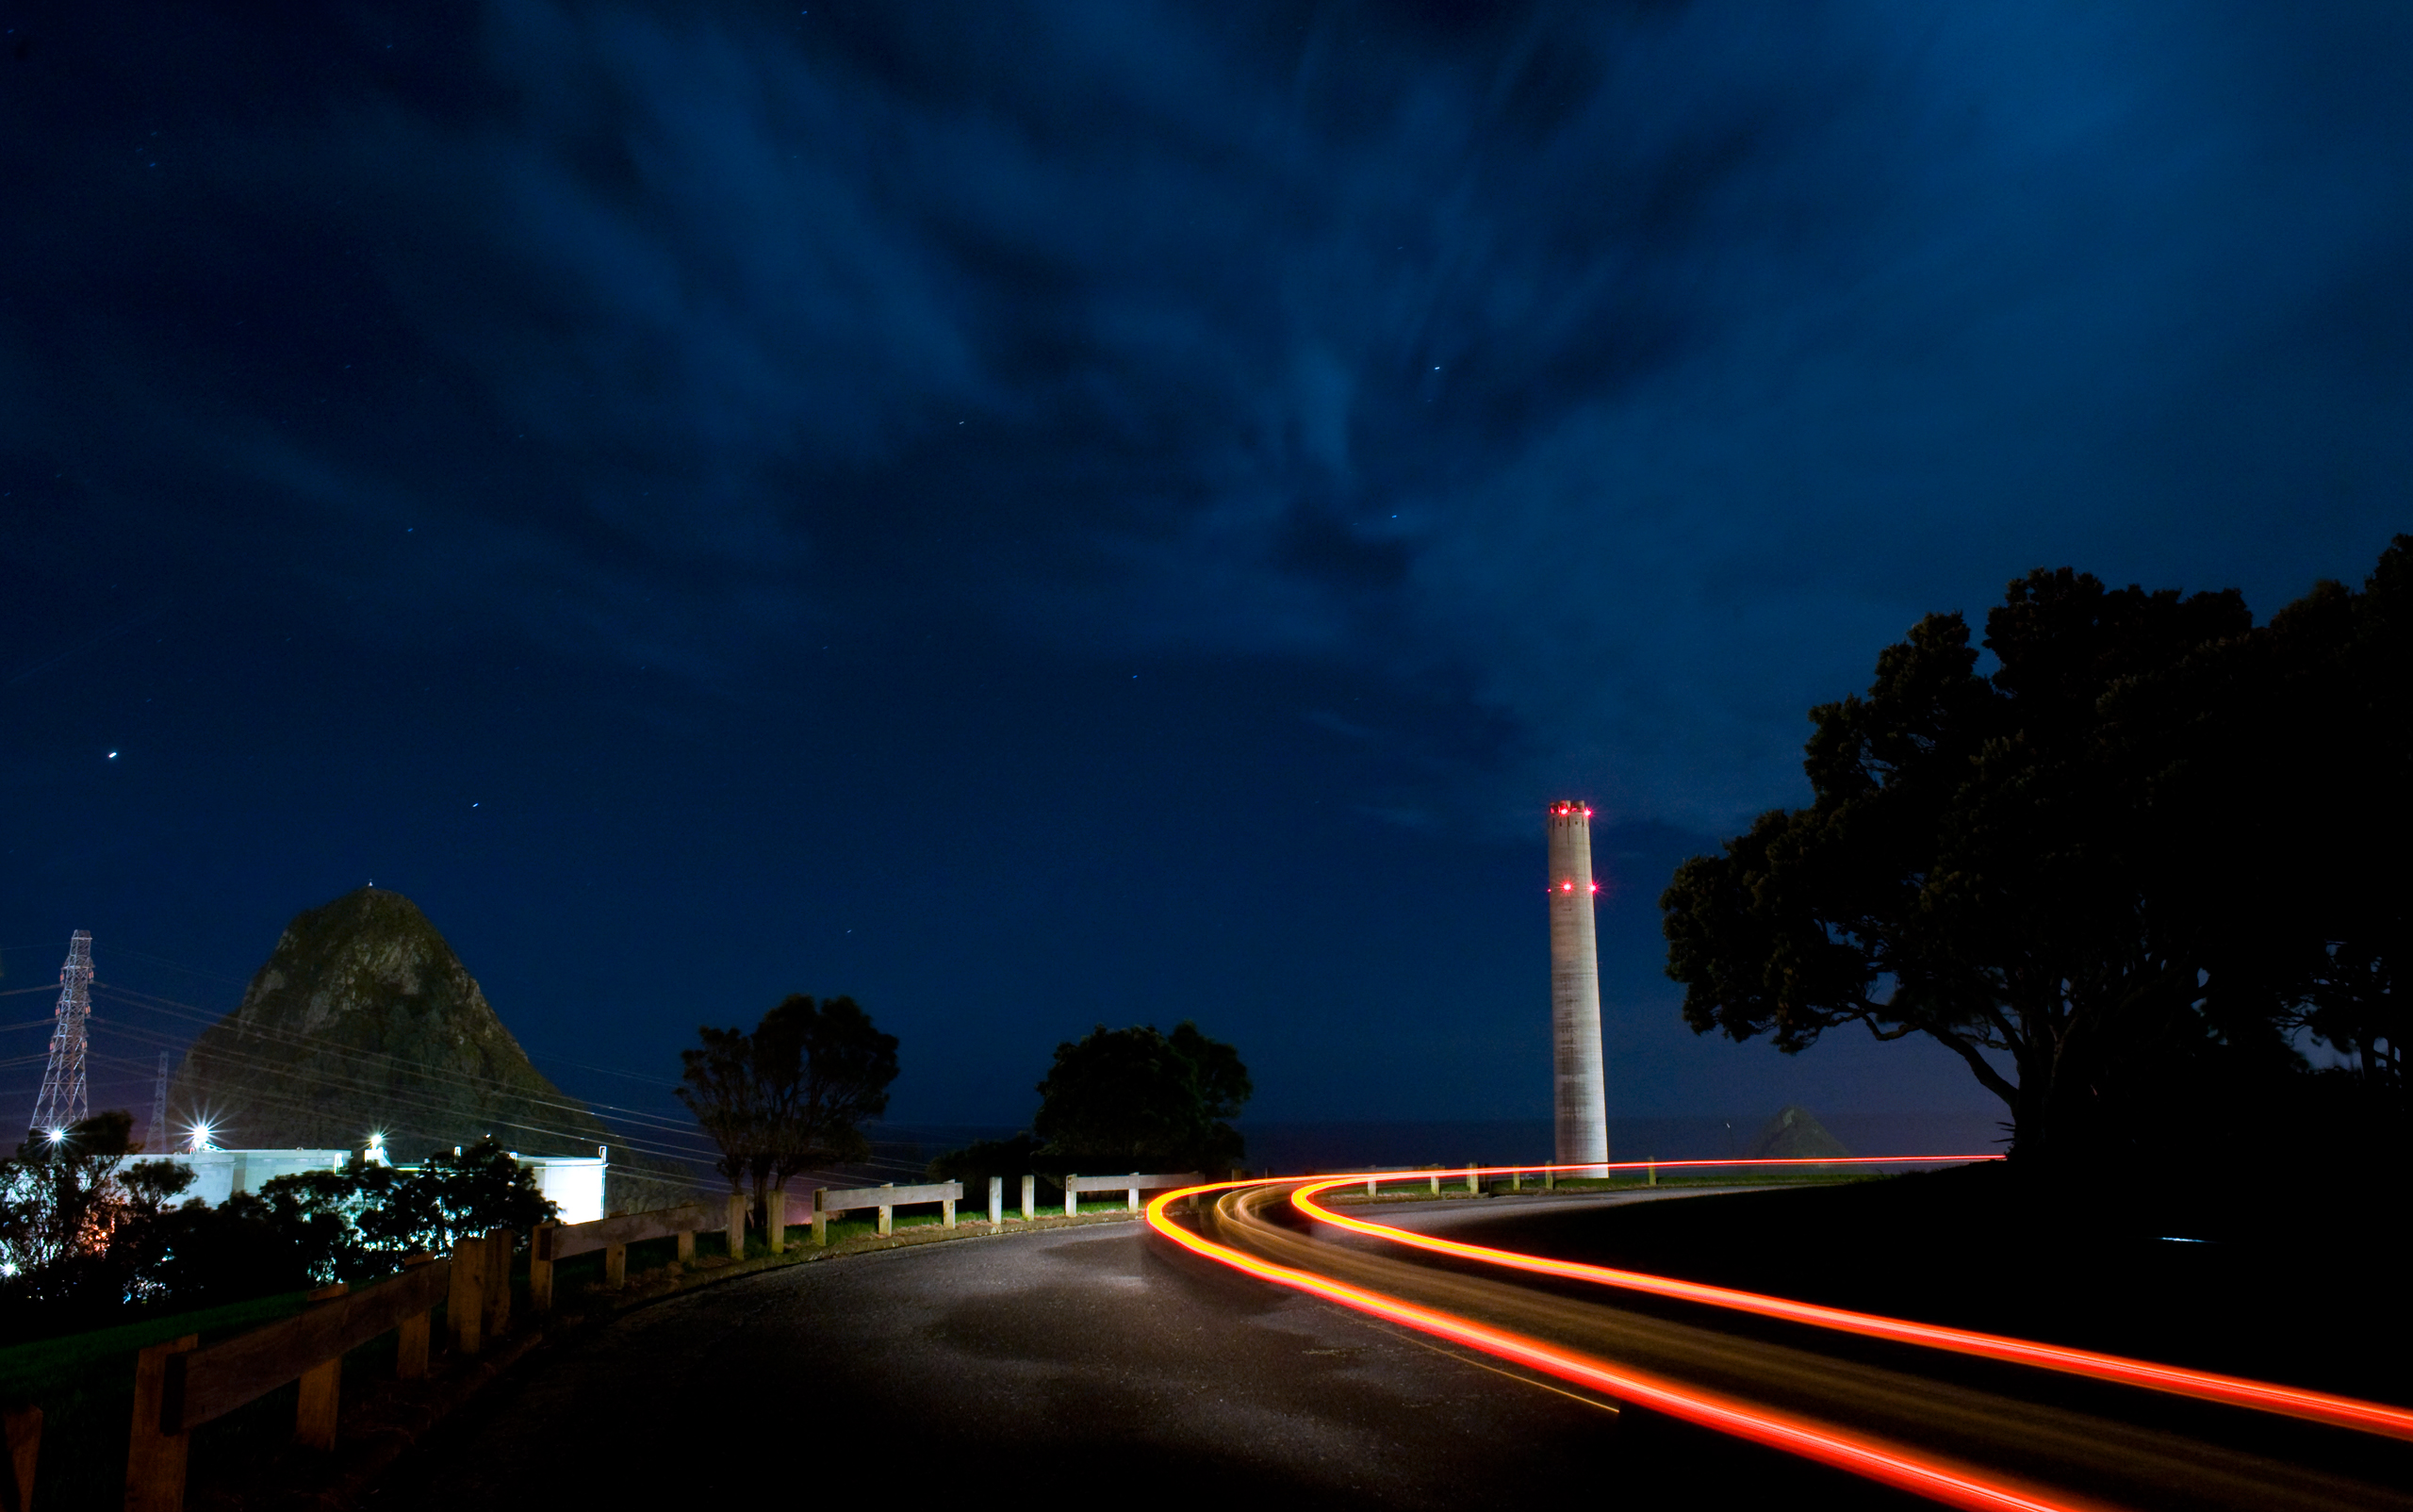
[1547,801,1608,1174]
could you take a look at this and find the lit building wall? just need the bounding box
[144,1148,352,1206]
[518,1154,606,1224]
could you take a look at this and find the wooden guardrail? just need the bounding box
[123,1232,512,1512]
[2,1405,38,1512]
[1356,1164,1457,1196]
[811,1181,961,1242]
[529,1200,727,1307]
[1061,1172,1203,1214]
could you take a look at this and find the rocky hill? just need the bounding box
[170,887,611,1161]
[1748,1104,1853,1161]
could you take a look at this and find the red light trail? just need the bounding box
[1147,1174,2097,1512]
[1284,1160,2413,1445]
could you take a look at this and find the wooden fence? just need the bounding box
[811,1181,961,1241]
[3,1404,37,1512]
[529,1198,732,1306]
[803,1173,1204,1238]
[121,1231,505,1512]
[1359,1166,1479,1196]
[110,1196,742,1512]
[88,1175,1211,1510]
[1061,1173,1204,1214]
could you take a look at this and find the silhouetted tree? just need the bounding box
[1030,1022,1250,1174]
[927,1132,1040,1185]
[678,994,900,1229]
[1661,567,2293,1161]
[2167,537,2413,1152]
[1667,540,2413,1166]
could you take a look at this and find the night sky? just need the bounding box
[5,4,2410,1142]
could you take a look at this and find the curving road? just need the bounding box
[364,1202,1935,1511]
[360,1186,2413,1510]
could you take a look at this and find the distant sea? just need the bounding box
[1233,1113,2008,1175]
[862,1110,2008,1176]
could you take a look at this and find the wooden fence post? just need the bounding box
[483,1229,513,1337]
[812,1187,828,1247]
[1125,1175,1140,1212]
[3,1405,40,1512]
[603,1208,629,1289]
[1365,1174,1377,1196]
[1020,1174,1035,1222]
[295,1283,349,1451]
[449,1234,486,1356]
[1466,1167,1479,1195]
[398,1254,437,1374]
[124,1334,197,1512]
[726,1192,747,1258]
[676,1226,695,1263]
[942,1192,956,1228]
[1544,1169,1556,1190]
[877,1182,894,1238]
[988,1175,1003,1225]
[1064,1175,1078,1218]
[1648,1162,1656,1187]
[528,1226,555,1315]
[767,1191,786,1253]
[1429,1169,1440,1196]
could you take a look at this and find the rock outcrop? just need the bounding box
[170,888,610,1161]
[1747,1104,1853,1161]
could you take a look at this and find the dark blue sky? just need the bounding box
[4,3,2408,1139]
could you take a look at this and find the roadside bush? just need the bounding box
[0,1126,556,1337]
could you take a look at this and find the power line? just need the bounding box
[61,942,726,1125]
[82,1038,715,1167]
[89,982,712,1138]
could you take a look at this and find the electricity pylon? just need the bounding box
[30,930,93,1137]
[149,1051,171,1153]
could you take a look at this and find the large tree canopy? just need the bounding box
[1029,1022,1251,1175]
[678,994,899,1226]
[1663,540,2410,1162]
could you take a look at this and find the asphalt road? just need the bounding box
[362,1206,1934,1510]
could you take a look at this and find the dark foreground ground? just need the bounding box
[362,1214,1928,1511]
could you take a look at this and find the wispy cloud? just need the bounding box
[7,1,2410,829]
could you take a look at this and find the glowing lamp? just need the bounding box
[44,1128,64,1145]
